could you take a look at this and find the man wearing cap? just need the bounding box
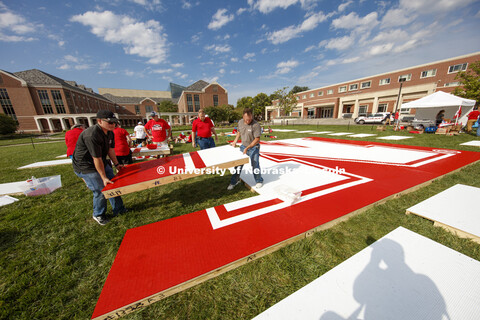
[192,109,218,150]
[72,110,128,225]
[133,121,147,146]
[144,111,171,146]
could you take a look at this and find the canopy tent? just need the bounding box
[401,91,476,125]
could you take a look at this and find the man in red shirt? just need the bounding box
[65,123,85,158]
[192,109,218,150]
[466,107,480,133]
[113,124,133,164]
[144,111,171,146]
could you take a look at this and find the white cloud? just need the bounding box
[191,33,201,43]
[205,44,231,54]
[64,55,80,63]
[304,45,316,52]
[219,68,225,74]
[128,0,163,11]
[208,8,234,30]
[267,11,328,44]
[338,1,353,12]
[332,12,379,31]
[237,8,247,15]
[74,64,90,70]
[0,5,41,42]
[58,64,70,70]
[476,10,480,18]
[231,57,239,62]
[369,43,394,56]
[230,70,240,74]
[399,0,476,13]
[275,59,299,74]
[298,71,319,83]
[381,8,416,28]
[250,0,318,14]
[320,35,354,50]
[152,68,173,74]
[243,52,255,60]
[181,1,199,9]
[70,11,168,64]
[171,63,184,68]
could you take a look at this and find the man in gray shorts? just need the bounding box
[228,108,264,190]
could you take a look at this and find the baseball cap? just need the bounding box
[96,110,118,122]
[150,111,159,117]
[138,122,143,125]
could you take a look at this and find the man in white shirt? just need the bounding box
[133,122,147,145]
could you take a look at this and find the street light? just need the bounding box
[394,77,406,114]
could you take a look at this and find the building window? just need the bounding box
[187,94,193,112]
[309,93,314,98]
[420,69,437,78]
[213,95,218,106]
[194,94,200,111]
[0,88,16,120]
[302,94,307,99]
[400,108,410,114]
[349,83,358,91]
[338,86,347,93]
[135,105,140,114]
[318,91,323,96]
[378,103,387,112]
[448,63,467,73]
[212,85,218,92]
[327,89,333,95]
[38,90,53,114]
[444,82,460,87]
[51,90,66,114]
[361,81,371,89]
[398,74,411,81]
[359,105,368,115]
[145,105,153,113]
[379,78,390,85]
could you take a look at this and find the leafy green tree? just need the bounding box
[236,96,254,111]
[272,86,298,116]
[453,60,480,106]
[289,86,309,95]
[204,105,238,123]
[0,114,17,134]
[252,93,271,120]
[157,100,178,112]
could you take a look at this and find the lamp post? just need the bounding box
[394,77,406,114]
[394,77,406,130]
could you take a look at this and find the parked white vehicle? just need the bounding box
[355,112,391,125]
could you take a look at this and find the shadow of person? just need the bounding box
[320,238,449,320]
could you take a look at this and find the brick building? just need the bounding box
[0,69,229,132]
[266,52,480,121]
[0,69,141,132]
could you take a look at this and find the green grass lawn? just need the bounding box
[0,125,479,320]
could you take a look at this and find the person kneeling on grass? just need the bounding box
[228,108,264,190]
[72,110,128,225]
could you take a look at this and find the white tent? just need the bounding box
[401,91,476,125]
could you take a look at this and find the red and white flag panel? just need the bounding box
[92,137,480,319]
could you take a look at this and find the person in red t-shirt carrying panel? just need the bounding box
[65,123,85,159]
[113,123,133,165]
[144,111,172,147]
[192,109,218,150]
[466,107,480,133]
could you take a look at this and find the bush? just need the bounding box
[0,114,18,134]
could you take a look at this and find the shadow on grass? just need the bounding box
[0,229,21,251]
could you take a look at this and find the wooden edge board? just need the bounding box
[433,221,480,244]
[93,158,480,319]
[131,149,170,157]
[102,158,249,199]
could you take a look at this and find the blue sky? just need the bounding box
[1,0,480,105]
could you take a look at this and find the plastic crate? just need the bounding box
[24,175,62,196]
[425,126,437,133]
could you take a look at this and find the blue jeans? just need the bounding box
[196,137,215,150]
[230,144,264,185]
[75,165,125,217]
[477,125,480,137]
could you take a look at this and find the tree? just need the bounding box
[157,100,178,112]
[453,60,480,106]
[272,86,298,116]
[252,93,271,120]
[204,105,238,123]
[289,86,309,95]
[236,96,254,111]
[0,114,18,134]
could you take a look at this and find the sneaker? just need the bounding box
[93,215,109,225]
[255,182,263,189]
[227,180,241,190]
